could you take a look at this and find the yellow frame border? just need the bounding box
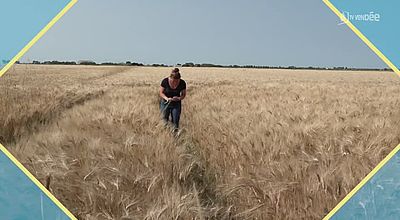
[0,0,78,78]
[323,0,400,76]
[0,0,78,219]
[323,0,400,218]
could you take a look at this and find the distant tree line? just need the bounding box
[28,60,146,66]
[33,60,78,65]
[19,60,392,72]
[179,62,391,72]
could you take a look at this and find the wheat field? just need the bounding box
[1,65,400,219]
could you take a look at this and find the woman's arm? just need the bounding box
[179,89,187,101]
[160,86,171,101]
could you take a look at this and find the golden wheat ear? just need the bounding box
[45,175,52,191]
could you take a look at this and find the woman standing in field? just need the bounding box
[159,68,187,133]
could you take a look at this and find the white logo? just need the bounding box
[338,11,381,26]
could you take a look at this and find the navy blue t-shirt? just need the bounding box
[161,78,186,104]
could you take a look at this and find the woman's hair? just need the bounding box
[170,68,181,79]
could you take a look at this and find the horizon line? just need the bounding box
[14,60,392,72]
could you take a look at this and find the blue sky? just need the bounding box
[22,0,387,68]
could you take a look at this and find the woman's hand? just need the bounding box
[165,97,173,102]
[172,96,181,101]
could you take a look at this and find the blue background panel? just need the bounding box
[329,0,399,70]
[0,152,70,219]
[0,0,71,69]
[331,152,400,220]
